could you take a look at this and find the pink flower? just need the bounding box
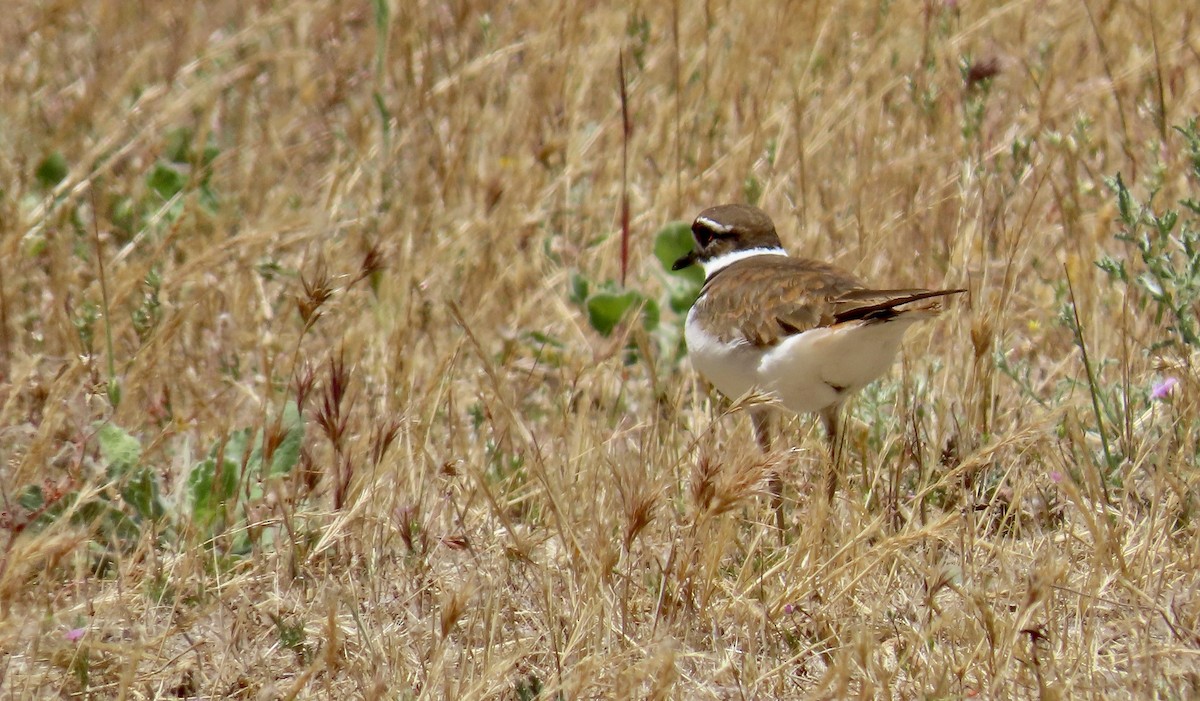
[65,627,85,642]
[1049,471,1063,484]
[1151,377,1179,401]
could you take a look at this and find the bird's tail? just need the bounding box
[832,288,967,324]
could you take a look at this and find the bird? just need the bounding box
[672,203,965,526]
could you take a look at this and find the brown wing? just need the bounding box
[830,288,967,324]
[695,256,865,347]
[696,256,966,347]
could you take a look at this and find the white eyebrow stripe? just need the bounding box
[701,246,787,277]
[694,216,734,233]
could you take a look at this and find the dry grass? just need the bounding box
[3,0,1200,698]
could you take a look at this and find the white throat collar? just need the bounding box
[701,247,787,278]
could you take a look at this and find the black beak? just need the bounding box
[672,250,698,271]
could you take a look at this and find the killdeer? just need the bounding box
[673,204,964,520]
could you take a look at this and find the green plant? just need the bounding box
[188,402,305,551]
[1097,117,1200,350]
[12,423,162,564]
[8,403,304,565]
[34,152,68,190]
[653,220,704,313]
[568,273,659,339]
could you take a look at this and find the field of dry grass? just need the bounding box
[3,0,1200,698]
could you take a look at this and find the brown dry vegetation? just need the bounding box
[2,0,1200,698]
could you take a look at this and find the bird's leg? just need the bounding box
[751,409,772,452]
[820,407,842,504]
[751,409,785,536]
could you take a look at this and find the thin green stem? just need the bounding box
[1064,265,1113,508]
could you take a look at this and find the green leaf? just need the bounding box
[98,423,142,476]
[667,279,701,314]
[254,402,304,476]
[582,277,663,337]
[147,162,187,201]
[640,297,660,332]
[569,273,590,305]
[1095,256,1127,282]
[654,222,704,313]
[97,418,163,523]
[273,410,304,475]
[75,498,139,551]
[586,290,641,336]
[200,143,221,169]
[1137,273,1165,300]
[124,467,164,522]
[35,152,69,189]
[18,484,44,511]
[653,221,694,271]
[1111,173,1134,226]
[1155,210,1178,236]
[654,222,705,301]
[224,427,253,467]
[187,456,239,532]
[187,431,248,532]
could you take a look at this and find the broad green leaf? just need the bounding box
[653,222,694,272]
[124,467,164,522]
[35,152,68,189]
[98,419,164,522]
[147,162,187,201]
[586,290,641,336]
[200,143,221,168]
[75,498,139,548]
[256,402,304,476]
[18,484,44,510]
[98,423,141,476]
[640,297,660,332]
[224,427,253,467]
[187,456,239,532]
[188,431,248,532]
[569,273,590,305]
[654,222,705,310]
[667,278,701,314]
[271,405,304,475]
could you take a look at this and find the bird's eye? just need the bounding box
[692,224,716,247]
